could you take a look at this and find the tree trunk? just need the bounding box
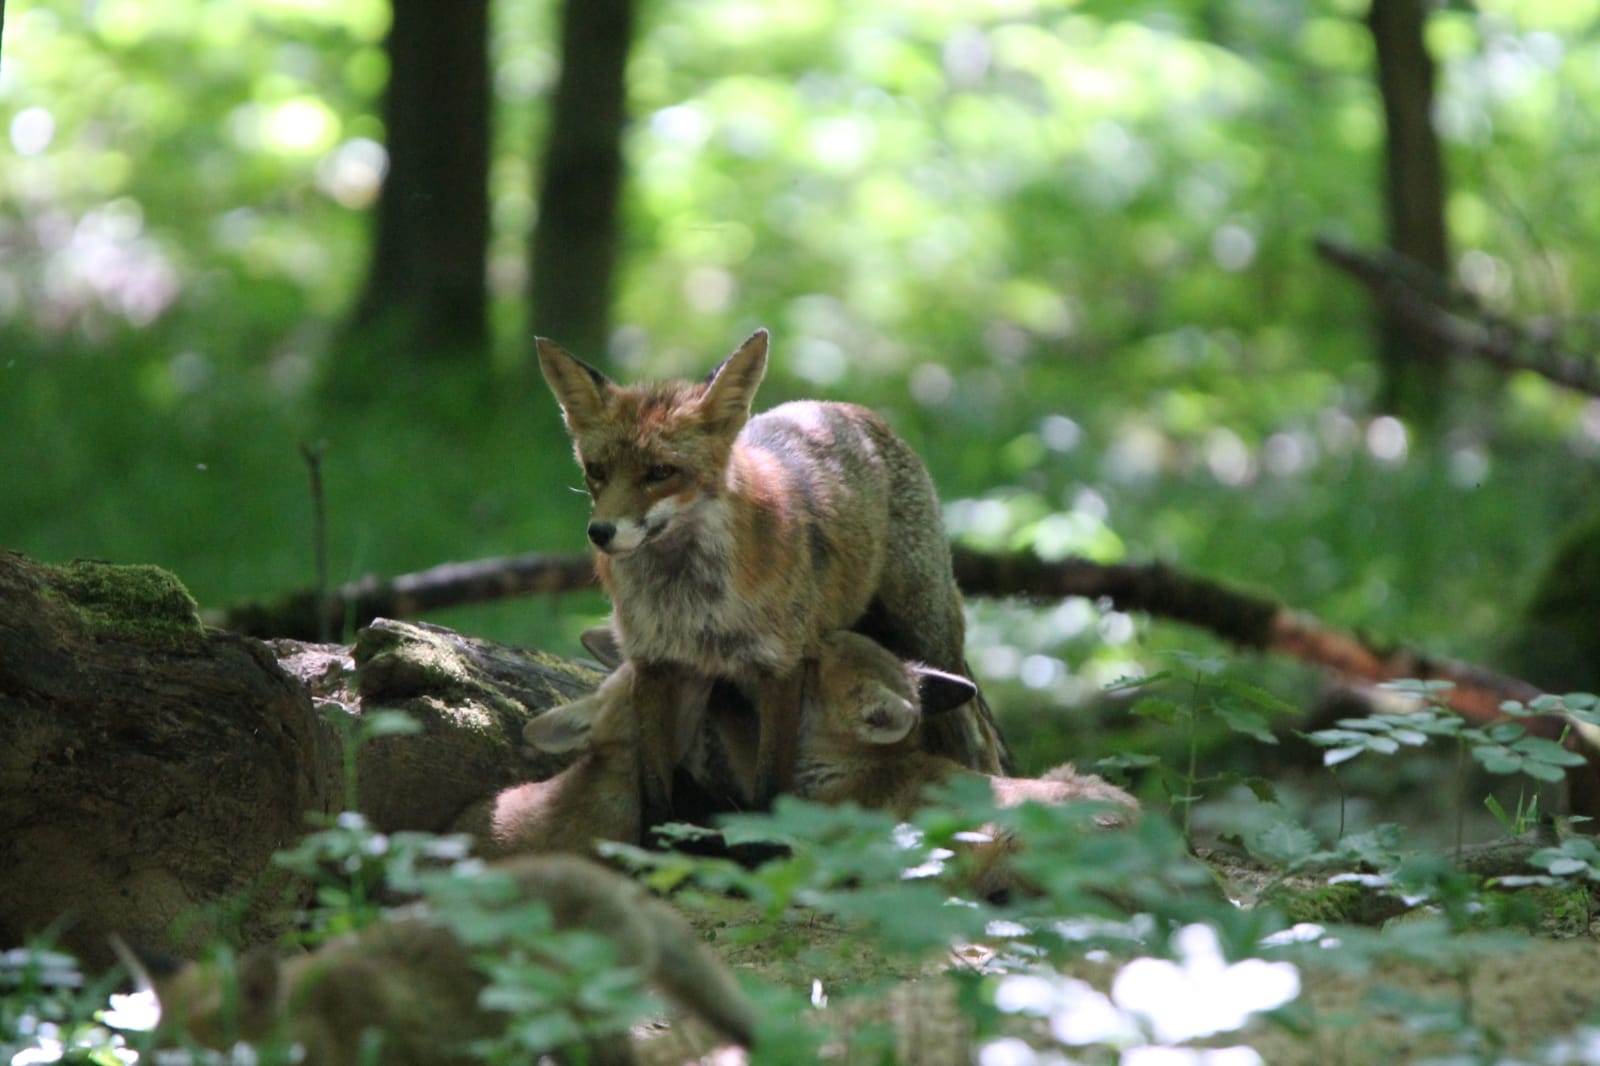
[528,0,635,362]
[0,552,591,967]
[352,0,491,356]
[1367,0,1450,424]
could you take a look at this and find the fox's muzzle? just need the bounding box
[588,521,616,551]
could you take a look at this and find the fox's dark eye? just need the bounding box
[645,464,678,484]
[583,462,607,484]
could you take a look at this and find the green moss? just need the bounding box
[44,559,204,647]
[1264,879,1405,926]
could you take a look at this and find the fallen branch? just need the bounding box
[209,551,600,640]
[1315,235,1600,398]
[219,546,1550,731]
[949,547,1548,728]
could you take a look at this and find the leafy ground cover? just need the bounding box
[6,680,1600,1065]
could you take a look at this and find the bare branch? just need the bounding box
[208,552,599,639]
[1315,235,1600,398]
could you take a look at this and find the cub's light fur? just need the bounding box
[145,855,755,1066]
[454,664,709,857]
[538,329,1009,804]
[795,631,1139,899]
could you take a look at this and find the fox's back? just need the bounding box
[612,398,968,680]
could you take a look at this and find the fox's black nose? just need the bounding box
[587,521,616,550]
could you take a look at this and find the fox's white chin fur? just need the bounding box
[600,497,700,559]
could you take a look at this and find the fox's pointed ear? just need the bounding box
[853,689,919,745]
[913,666,977,716]
[524,694,600,754]
[579,624,624,670]
[699,329,768,432]
[537,338,613,434]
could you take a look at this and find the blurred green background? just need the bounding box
[4,0,1599,781]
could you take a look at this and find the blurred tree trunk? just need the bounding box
[528,0,635,363]
[353,0,491,357]
[1367,0,1449,425]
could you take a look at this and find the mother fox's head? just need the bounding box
[536,329,769,557]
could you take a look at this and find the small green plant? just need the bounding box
[1305,681,1588,860]
[268,707,450,940]
[1114,652,1300,839]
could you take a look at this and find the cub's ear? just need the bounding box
[536,338,613,434]
[699,329,768,432]
[852,688,919,746]
[913,666,977,716]
[524,695,600,754]
[579,624,624,670]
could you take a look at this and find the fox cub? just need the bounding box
[795,630,1138,899]
[538,329,1009,803]
[140,855,756,1066]
[453,664,709,857]
[795,631,1137,821]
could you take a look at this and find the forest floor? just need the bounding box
[646,861,1600,1065]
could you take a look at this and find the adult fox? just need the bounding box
[537,328,1010,807]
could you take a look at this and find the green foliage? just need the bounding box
[1115,654,1302,835]
[17,677,1600,1064]
[5,0,1600,675]
[414,863,658,1063]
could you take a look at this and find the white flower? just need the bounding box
[101,988,162,1031]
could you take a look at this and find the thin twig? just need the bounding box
[299,440,331,644]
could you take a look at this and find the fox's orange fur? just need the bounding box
[538,329,1009,805]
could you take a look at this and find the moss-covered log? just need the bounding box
[0,550,598,966]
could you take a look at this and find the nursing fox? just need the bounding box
[538,329,1010,800]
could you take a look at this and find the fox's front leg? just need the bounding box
[631,662,714,820]
[751,668,808,805]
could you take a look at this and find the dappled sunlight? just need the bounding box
[316,137,388,209]
[5,202,182,333]
[9,108,55,157]
[981,923,1298,1064]
[1112,925,1300,1043]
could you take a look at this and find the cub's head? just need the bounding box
[535,330,769,557]
[804,631,976,752]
